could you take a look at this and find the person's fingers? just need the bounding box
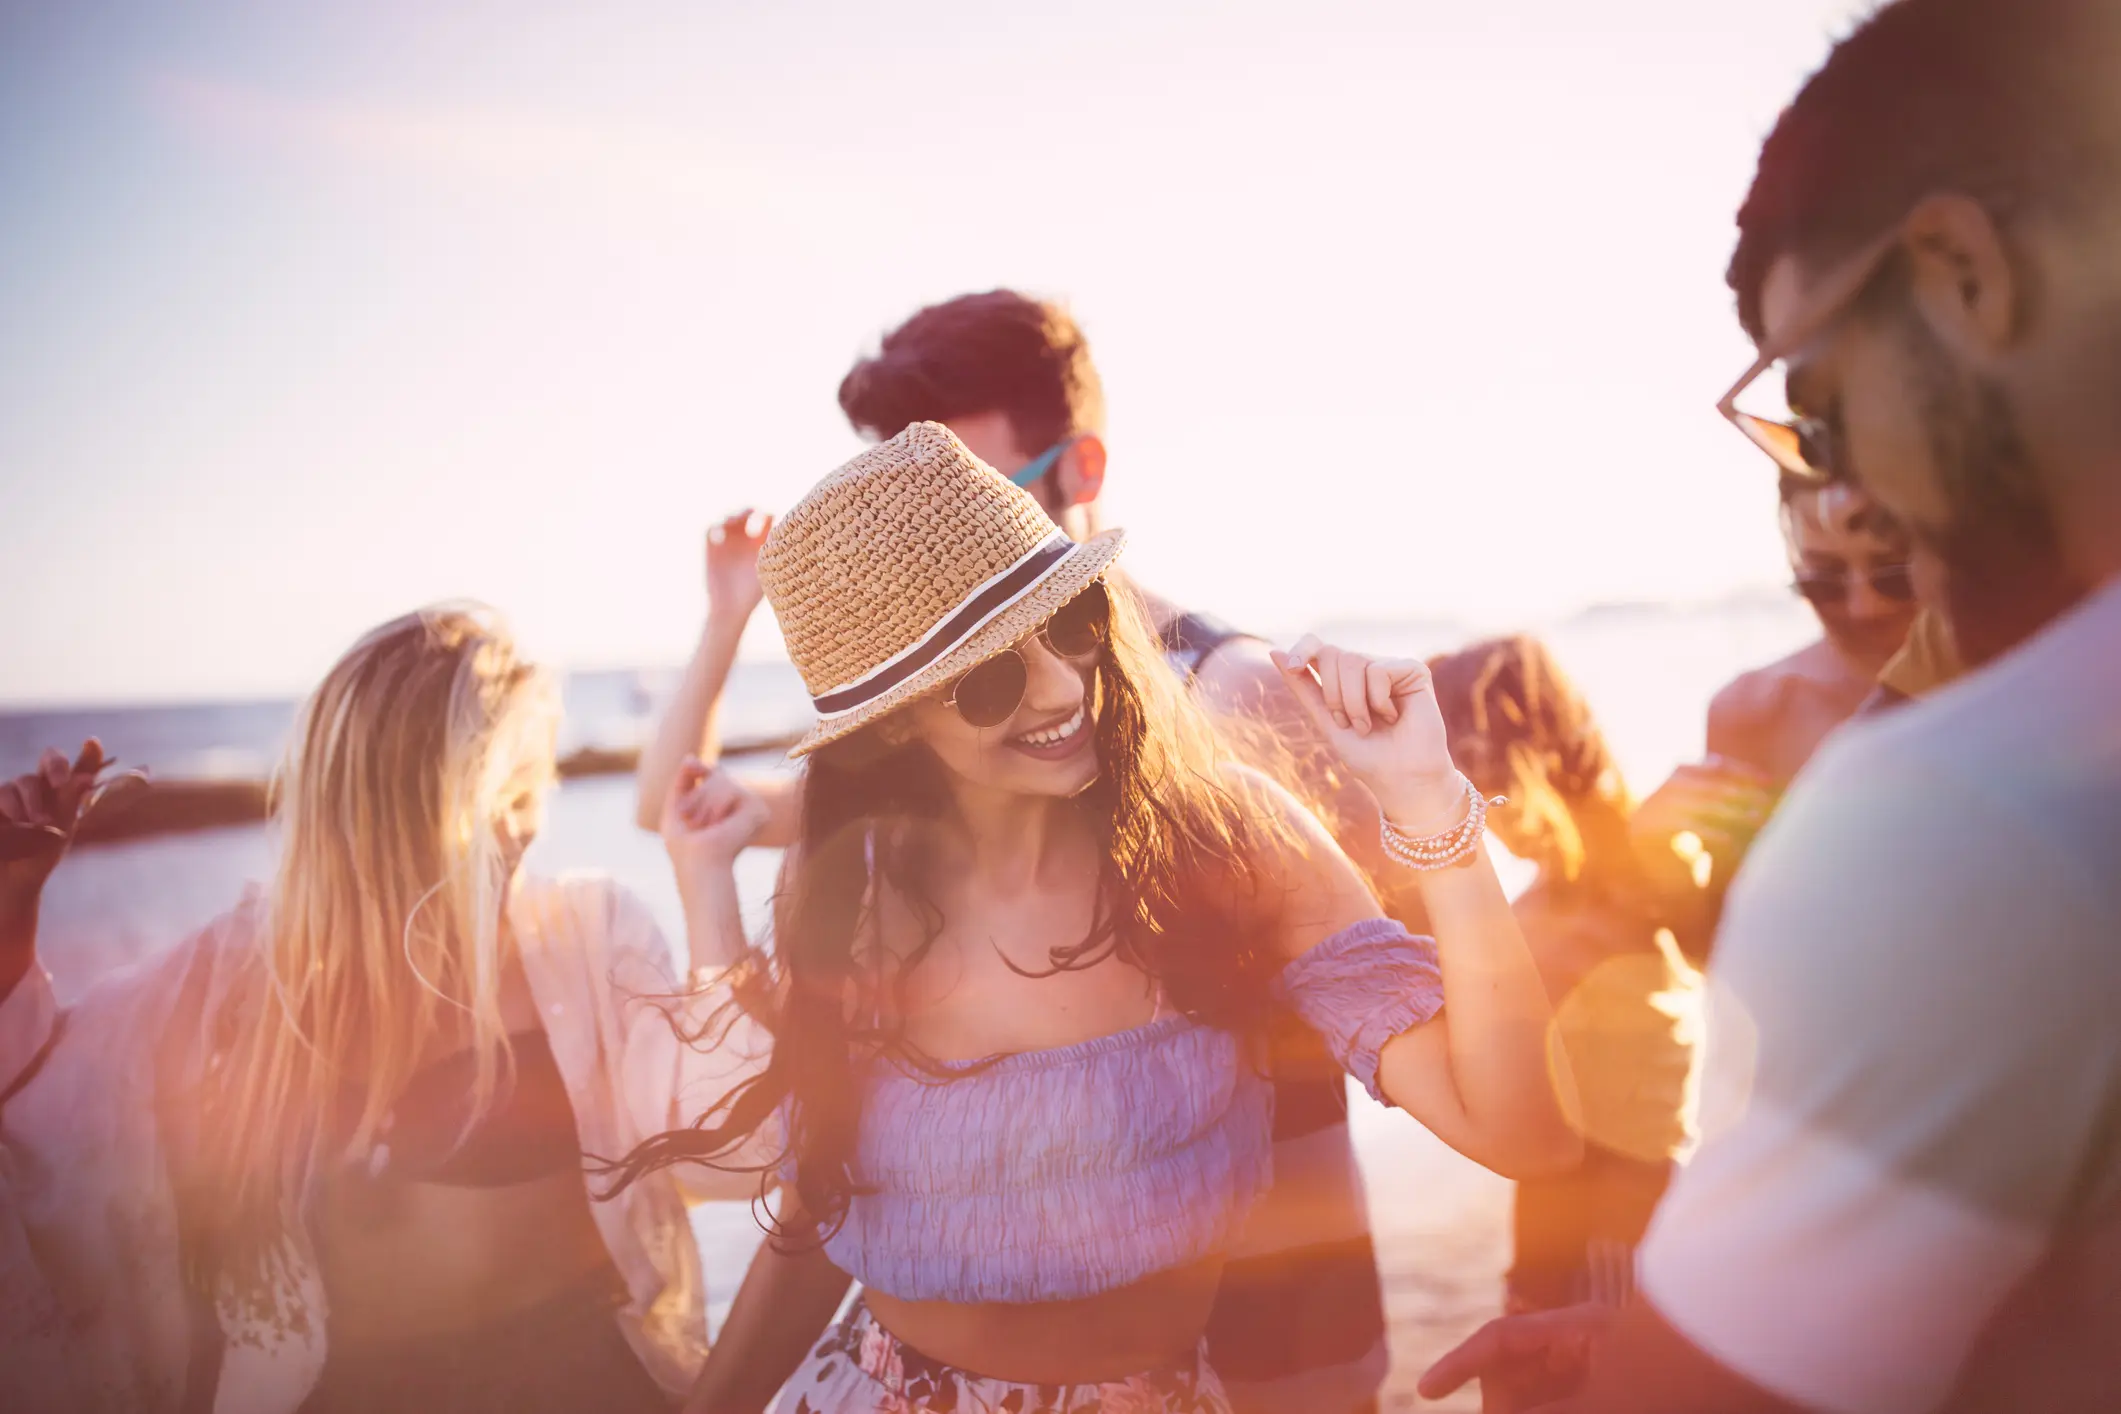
[1655,766,1720,796]
[15,770,57,826]
[0,780,27,825]
[64,740,112,825]
[1636,801,1710,836]
[1417,1309,1604,1401]
[1311,646,1351,730]
[1638,777,1727,818]
[1391,655,1434,692]
[1282,633,1325,667]
[35,749,90,825]
[699,776,748,828]
[1700,800,1769,832]
[1701,753,1777,788]
[1270,640,1337,738]
[663,759,710,833]
[682,779,725,830]
[85,770,148,822]
[1417,1317,1518,1398]
[1713,788,1776,822]
[1335,650,1372,734]
[1642,779,1770,838]
[1365,661,1401,725]
[1648,761,1774,825]
[54,772,96,828]
[1681,826,1737,857]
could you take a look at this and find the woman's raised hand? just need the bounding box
[1271,636,1466,833]
[2,741,143,973]
[2,741,111,877]
[660,758,771,876]
[706,509,774,625]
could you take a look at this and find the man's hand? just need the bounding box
[1631,757,1777,892]
[1631,757,1778,954]
[1419,1304,1615,1412]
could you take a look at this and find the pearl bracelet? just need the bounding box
[1379,773,1500,871]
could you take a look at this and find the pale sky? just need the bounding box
[0,0,1870,706]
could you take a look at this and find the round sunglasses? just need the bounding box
[1792,563,1915,610]
[943,581,1111,728]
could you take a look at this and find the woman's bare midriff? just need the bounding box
[861,1256,1225,1384]
[314,1170,615,1351]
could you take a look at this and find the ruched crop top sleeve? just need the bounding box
[1274,918,1446,1103]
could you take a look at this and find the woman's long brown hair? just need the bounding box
[1427,634,1638,891]
[604,583,1301,1237]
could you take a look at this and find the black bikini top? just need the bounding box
[367,1030,584,1187]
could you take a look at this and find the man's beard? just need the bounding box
[1900,319,2084,667]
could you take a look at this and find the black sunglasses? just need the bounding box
[944,581,1110,728]
[1792,564,1915,610]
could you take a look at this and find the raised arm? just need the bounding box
[1268,638,1580,1179]
[1191,638,1429,927]
[658,760,775,977]
[1,742,116,1007]
[635,510,800,849]
[596,763,785,1204]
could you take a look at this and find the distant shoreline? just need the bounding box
[73,732,805,847]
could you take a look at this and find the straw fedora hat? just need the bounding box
[761,421,1126,757]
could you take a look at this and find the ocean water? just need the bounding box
[10,598,1816,1399]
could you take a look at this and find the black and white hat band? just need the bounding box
[810,533,1077,719]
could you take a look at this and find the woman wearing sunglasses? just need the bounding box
[606,423,1576,1413]
[1699,474,1920,790]
[1619,474,1924,968]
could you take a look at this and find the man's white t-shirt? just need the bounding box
[1639,579,2121,1414]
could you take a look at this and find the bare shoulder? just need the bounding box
[1219,762,1381,952]
[1711,650,1796,722]
[1221,760,1322,833]
[1192,636,1291,718]
[1709,642,1831,738]
[1709,641,1872,774]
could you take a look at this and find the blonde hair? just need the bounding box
[188,603,558,1301]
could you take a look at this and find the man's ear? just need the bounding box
[1900,192,2020,361]
[1052,434,1108,508]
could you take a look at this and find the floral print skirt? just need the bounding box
[777,1299,1233,1414]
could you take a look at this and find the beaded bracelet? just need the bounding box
[1379,773,1503,871]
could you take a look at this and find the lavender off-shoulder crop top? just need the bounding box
[805,918,1444,1304]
